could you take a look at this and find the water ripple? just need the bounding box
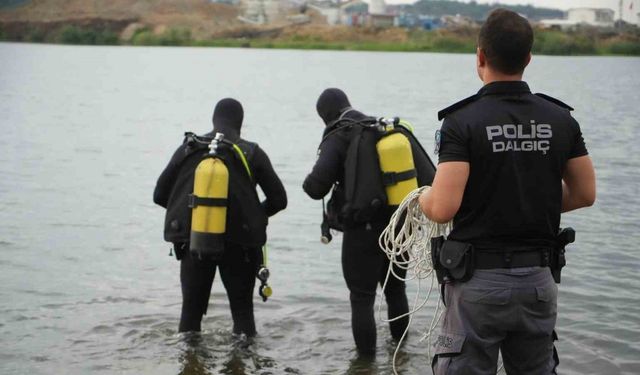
[1,45,638,375]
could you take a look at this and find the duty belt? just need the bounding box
[474,249,551,269]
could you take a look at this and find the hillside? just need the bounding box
[1,0,638,56]
[0,0,242,40]
[1,0,566,27]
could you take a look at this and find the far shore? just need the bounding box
[1,23,639,56]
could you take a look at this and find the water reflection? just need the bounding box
[177,332,282,375]
[344,345,414,375]
[1,43,638,375]
[179,350,211,375]
[178,333,211,375]
[342,339,419,375]
[345,354,379,375]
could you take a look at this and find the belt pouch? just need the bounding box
[439,240,474,282]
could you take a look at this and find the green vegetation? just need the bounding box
[131,27,192,46]
[534,30,597,55]
[191,29,638,56]
[429,35,474,53]
[604,41,640,55]
[56,25,118,45]
[193,37,475,53]
[1,20,638,56]
[26,27,46,43]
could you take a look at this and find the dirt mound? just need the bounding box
[0,0,241,38]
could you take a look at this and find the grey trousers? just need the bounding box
[432,267,559,375]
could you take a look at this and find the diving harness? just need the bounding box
[319,116,418,243]
[186,132,273,302]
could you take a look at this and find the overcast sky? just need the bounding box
[384,0,639,23]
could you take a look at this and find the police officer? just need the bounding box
[154,98,287,335]
[420,9,596,374]
[304,88,435,356]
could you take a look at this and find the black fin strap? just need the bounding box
[382,169,417,186]
[188,194,227,208]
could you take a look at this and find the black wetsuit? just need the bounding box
[303,110,410,355]
[154,130,287,334]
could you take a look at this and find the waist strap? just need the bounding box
[382,169,416,186]
[475,249,551,269]
[188,194,227,208]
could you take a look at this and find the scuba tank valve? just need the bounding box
[377,117,400,132]
[208,132,225,155]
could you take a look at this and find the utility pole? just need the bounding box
[617,0,623,29]
[619,0,623,22]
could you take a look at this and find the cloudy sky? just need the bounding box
[384,0,639,23]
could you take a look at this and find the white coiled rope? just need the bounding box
[377,186,451,374]
[377,185,505,374]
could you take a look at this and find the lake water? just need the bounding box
[0,43,639,375]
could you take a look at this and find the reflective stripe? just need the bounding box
[262,245,268,267]
[232,143,253,180]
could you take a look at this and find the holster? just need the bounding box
[432,237,475,284]
[431,236,446,283]
[551,227,575,283]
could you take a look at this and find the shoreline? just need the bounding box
[2,38,639,57]
[2,23,639,56]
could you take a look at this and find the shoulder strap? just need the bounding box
[172,132,209,166]
[438,94,479,120]
[232,144,253,181]
[229,140,257,182]
[344,126,364,203]
[535,93,574,111]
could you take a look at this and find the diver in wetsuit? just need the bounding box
[154,98,287,334]
[303,88,435,355]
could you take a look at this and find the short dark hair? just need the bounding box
[478,9,533,75]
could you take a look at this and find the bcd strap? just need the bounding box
[345,126,363,203]
[382,169,417,186]
[231,143,253,182]
[188,194,227,208]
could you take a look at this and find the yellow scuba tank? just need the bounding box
[376,121,418,206]
[189,133,228,258]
